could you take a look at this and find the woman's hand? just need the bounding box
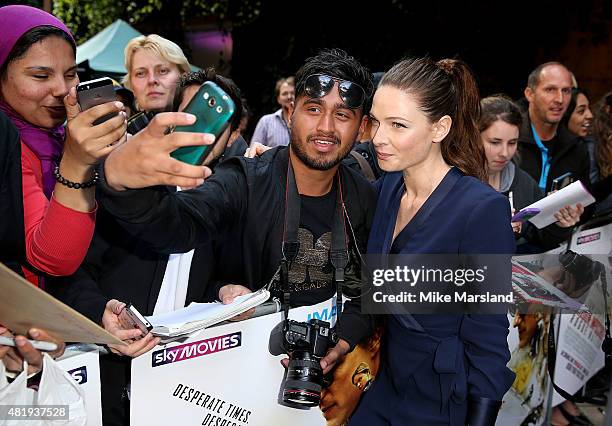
[510,210,522,234]
[61,87,127,169]
[0,326,65,375]
[554,203,584,228]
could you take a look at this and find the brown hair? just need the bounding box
[479,95,523,132]
[380,57,486,181]
[592,91,612,178]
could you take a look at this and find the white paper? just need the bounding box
[146,289,270,336]
[525,181,595,228]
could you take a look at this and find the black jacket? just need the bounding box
[0,112,27,276]
[516,114,590,192]
[97,146,377,348]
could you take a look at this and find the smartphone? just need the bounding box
[170,81,235,165]
[511,208,541,222]
[127,111,156,135]
[0,335,58,352]
[550,172,574,192]
[76,77,118,125]
[118,304,153,337]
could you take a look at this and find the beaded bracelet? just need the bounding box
[53,165,99,189]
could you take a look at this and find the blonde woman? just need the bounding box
[123,34,190,112]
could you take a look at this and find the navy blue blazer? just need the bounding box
[365,168,516,424]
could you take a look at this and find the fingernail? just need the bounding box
[16,337,26,346]
[30,329,40,338]
[203,134,215,143]
[185,113,196,122]
[196,178,204,186]
[115,101,124,109]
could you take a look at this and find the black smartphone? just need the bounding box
[170,81,235,165]
[551,172,574,192]
[118,303,153,338]
[76,77,118,125]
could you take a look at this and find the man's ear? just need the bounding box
[226,129,240,148]
[432,115,452,143]
[287,101,295,127]
[357,115,369,141]
[524,86,534,104]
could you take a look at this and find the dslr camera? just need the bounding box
[269,318,336,407]
[559,250,604,289]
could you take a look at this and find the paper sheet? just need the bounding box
[525,181,595,228]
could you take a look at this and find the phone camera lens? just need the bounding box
[216,106,223,113]
[208,97,216,107]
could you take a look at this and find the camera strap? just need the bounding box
[281,159,349,327]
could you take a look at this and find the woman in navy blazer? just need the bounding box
[349,58,515,425]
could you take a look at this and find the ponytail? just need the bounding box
[436,59,486,182]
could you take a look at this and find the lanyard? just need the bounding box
[280,160,349,322]
[531,124,551,191]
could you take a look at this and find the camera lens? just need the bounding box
[283,350,323,407]
[208,97,216,107]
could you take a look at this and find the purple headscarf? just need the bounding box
[0,5,76,199]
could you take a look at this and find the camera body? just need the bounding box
[559,250,604,287]
[281,319,332,357]
[269,319,335,407]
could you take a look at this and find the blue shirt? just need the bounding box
[251,109,290,148]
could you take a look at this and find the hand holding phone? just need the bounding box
[77,77,119,125]
[550,172,574,192]
[511,208,541,222]
[118,304,153,339]
[171,81,235,165]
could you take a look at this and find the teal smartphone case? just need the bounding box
[171,81,235,165]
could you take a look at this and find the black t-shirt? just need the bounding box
[272,185,339,306]
[542,134,559,160]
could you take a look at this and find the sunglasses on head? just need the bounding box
[303,74,366,109]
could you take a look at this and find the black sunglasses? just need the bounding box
[303,74,366,109]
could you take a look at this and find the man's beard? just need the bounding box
[290,133,353,171]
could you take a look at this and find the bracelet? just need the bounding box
[53,165,99,189]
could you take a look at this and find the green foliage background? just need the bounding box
[51,0,261,44]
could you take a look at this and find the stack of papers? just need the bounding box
[521,181,595,229]
[146,288,270,337]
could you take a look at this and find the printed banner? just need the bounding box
[56,345,102,426]
[497,223,612,425]
[131,298,377,426]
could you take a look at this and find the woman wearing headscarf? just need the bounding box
[0,5,127,286]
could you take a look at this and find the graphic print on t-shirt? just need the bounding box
[270,227,335,306]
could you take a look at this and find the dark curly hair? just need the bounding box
[294,48,374,114]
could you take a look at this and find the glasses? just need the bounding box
[302,74,366,109]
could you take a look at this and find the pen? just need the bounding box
[0,335,58,352]
[508,191,514,212]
